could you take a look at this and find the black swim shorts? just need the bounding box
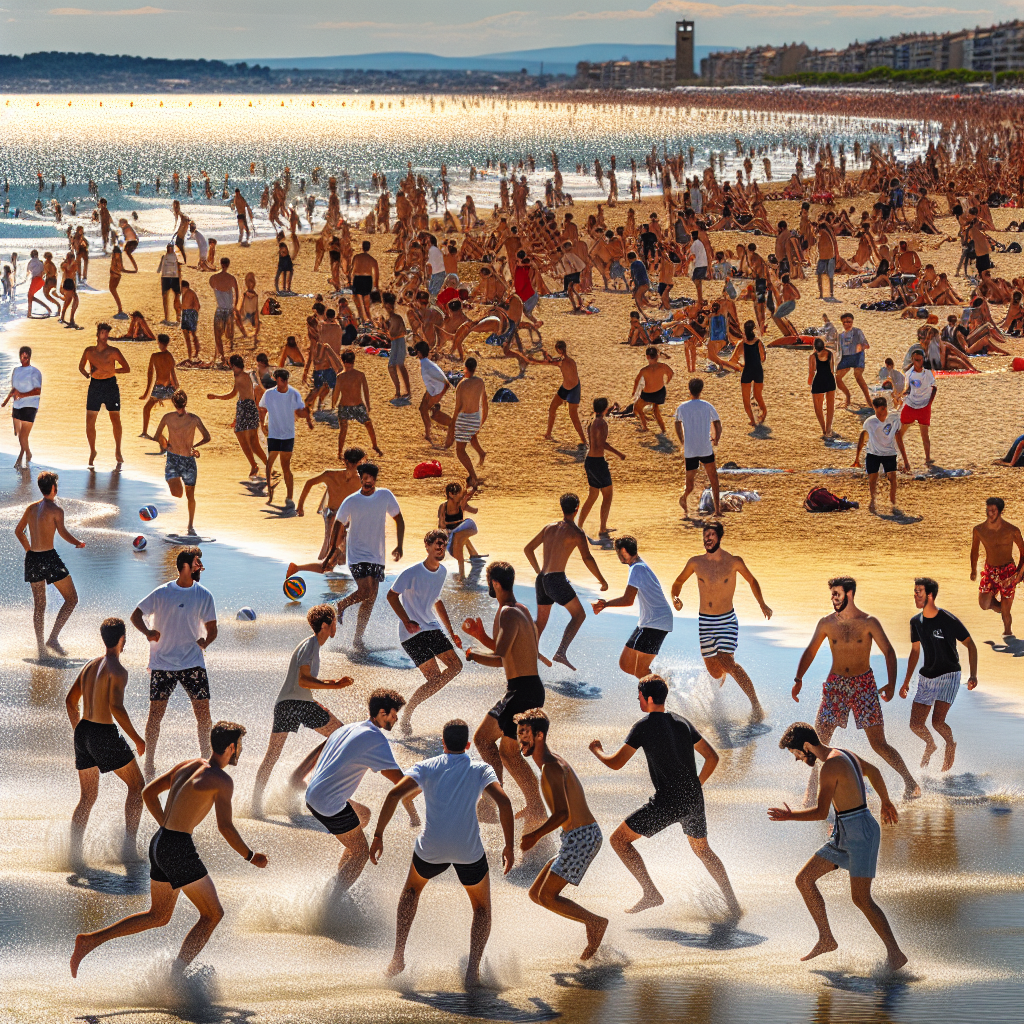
[12,407,38,423]
[86,377,120,412]
[272,699,331,734]
[584,455,613,490]
[557,382,582,404]
[412,851,489,887]
[149,827,209,889]
[684,453,716,472]
[865,454,897,476]
[351,275,373,297]
[489,674,546,738]
[24,548,70,585]
[307,800,361,835]
[150,667,210,702]
[535,571,577,607]
[639,387,666,405]
[350,561,386,582]
[624,626,668,657]
[267,437,295,453]
[626,795,707,840]
[74,719,135,773]
[401,628,455,667]
[161,277,181,294]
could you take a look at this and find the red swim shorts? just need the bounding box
[900,403,931,426]
[28,277,43,297]
[979,561,1018,601]
[818,669,883,731]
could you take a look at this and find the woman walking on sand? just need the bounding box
[726,320,767,427]
[809,337,836,439]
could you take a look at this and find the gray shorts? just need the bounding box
[816,806,880,878]
[551,821,602,886]
[388,340,407,366]
[816,258,835,279]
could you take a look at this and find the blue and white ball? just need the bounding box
[132,535,147,551]
[236,607,257,621]
[139,505,158,522]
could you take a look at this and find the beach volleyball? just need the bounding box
[132,535,147,551]
[236,607,257,621]
[283,576,306,601]
[139,505,158,522]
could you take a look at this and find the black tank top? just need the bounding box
[443,502,463,527]
[742,339,762,375]
[813,350,835,389]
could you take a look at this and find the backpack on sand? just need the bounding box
[804,486,859,513]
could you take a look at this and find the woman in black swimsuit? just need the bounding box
[728,320,767,426]
[437,482,481,576]
[275,241,294,294]
[808,337,837,438]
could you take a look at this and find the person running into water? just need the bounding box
[516,708,608,961]
[793,577,920,803]
[130,547,217,779]
[65,617,145,863]
[524,493,609,670]
[674,378,722,518]
[15,471,84,657]
[463,561,547,826]
[970,496,1023,636]
[370,718,515,988]
[769,721,908,971]
[333,462,404,648]
[153,390,211,537]
[593,535,674,679]
[900,577,978,772]
[79,323,130,468]
[293,689,414,892]
[386,529,464,735]
[251,604,352,817]
[70,721,267,978]
[671,522,771,720]
[579,397,625,538]
[590,674,740,917]
[445,357,488,487]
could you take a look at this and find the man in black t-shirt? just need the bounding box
[899,577,978,773]
[589,674,740,917]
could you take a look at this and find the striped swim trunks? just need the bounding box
[698,609,738,659]
[913,671,961,707]
[454,411,481,442]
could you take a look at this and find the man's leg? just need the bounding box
[280,452,294,502]
[529,860,608,960]
[849,876,907,969]
[401,649,462,733]
[567,403,587,445]
[30,580,47,655]
[499,735,545,823]
[598,484,614,535]
[454,441,476,485]
[711,651,763,720]
[795,855,839,960]
[867,472,879,512]
[705,461,721,516]
[863,723,919,799]
[544,395,562,439]
[853,368,872,407]
[337,576,375,621]
[265,452,280,503]
[687,836,741,918]
[251,731,288,815]
[189,698,213,759]
[352,578,379,646]
[86,410,98,465]
[679,468,698,517]
[835,369,852,406]
[578,486,600,531]
[610,821,663,912]
[48,575,79,654]
[553,597,586,671]
[109,411,123,464]
[463,875,492,986]
[387,863,430,976]
[908,700,937,767]
[619,645,656,680]
[184,485,196,532]
[176,875,225,967]
[930,700,957,772]
[335,803,372,891]
[113,759,145,855]
[71,767,99,864]
[887,471,898,507]
[144,699,168,780]
[919,424,932,465]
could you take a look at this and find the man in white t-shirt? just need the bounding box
[129,546,217,778]
[425,234,446,297]
[26,248,48,318]
[259,368,310,508]
[369,718,515,988]
[414,340,452,442]
[7,344,42,469]
[386,529,463,734]
[295,687,411,891]
[157,243,182,324]
[854,396,910,513]
[593,535,674,679]
[335,462,405,647]
[689,231,708,304]
[898,348,937,466]
[673,378,722,518]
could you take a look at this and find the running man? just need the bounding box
[524,493,609,670]
[70,722,267,978]
[900,577,978,772]
[334,349,382,457]
[633,346,673,433]
[293,688,412,892]
[130,546,217,779]
[65,617,145,863]
[511,339,587,447]
[445,357,488,487]
[970,496,1023,636]
[463,561,547,825]
[593,535,674,679]
[792,577,920,802]
[590,674,740,917]
[15,471,84,657]
[370,718,515,988]
[853,396,910,514]
[386,529,463,735]
[153,390,211,537]
[769,722,908,971]
[835,312,872,409]
[206,354,268,480]
[334,462,404,648]
[517,708,608,961]
[579,397,625,538]
[674,378,721,518]
[139,333,179,439]
[293,447,365,567]
[670,522,770,720]
[260,368,311,509]
[79,323,130,468]
[251,604,352,817]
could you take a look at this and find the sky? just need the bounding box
[2,1,1019,59]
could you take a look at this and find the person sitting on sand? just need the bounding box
[994,434,1024,467]
[438,482,483,577]
[117,311,155,341]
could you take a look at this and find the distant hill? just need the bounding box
[256,44,729,77]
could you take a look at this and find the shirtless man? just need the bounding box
[382,291,411,402]
[351,241,379,324]
[445,357,487,486]
[207,354,268,480]
[70,721,267,978]
[632,346,674,433]
[769,722,907,971]
[232,188,253,245]
[79,324,130,467]
[335,350,381,457]
[793,577,920,804]
[65,617,145,862]
[15,471,84,657]
[815,219,838,301]
[118,218,139,271]
[670,522,770,721]
[970,496,1024,636]
[306,308,342,412]
[524,493,609,670]
[512,339,587,446]
[517,708,607,961]
[462,560,546,826]
[153,390,211,537]
[292,447,365,570]
[139,334,179,438]
[579,397,625,537]
[208,258,239,368]
[180,280,201,363]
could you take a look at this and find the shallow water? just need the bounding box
[0,463,1021,1024]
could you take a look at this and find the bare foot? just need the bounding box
[286,562,297,579]
[625,891,665,914]
[266,481,276,505]
[904,782,922,800]
[941,741,956,772]
[581,917,608,960]
[887,949,909,971]
[800,936,838,961]
[920,739,937,767]
[749,703,765,723]
[46,638,67,657]
[139,432,152,439]
[553,651,577,671]
[385,955,405,977]
[464,965,481,988]
[869,500,877,514]
[71,933,99,977]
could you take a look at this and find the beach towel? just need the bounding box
[492,387,518,403]
[699,488,760,514]
[413,460,443,479]
[804,486,858,513]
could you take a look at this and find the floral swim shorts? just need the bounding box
[979,561,1018,602]
[818,669,883,731]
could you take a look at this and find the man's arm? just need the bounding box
[214,778,267,865]
[130,605,159,643]
[969,527,981,579]
[793,618,828,700]
[593,585,637,613]
[523,529,545,575]
[868,616,898,697]
[298,662,354,691]
[434,600,463,647]
[577,532,608,590]
[900,641,921,697]
[670,558,696,610]
[694,737,719,786]
[112,348,131,375]
[768,758,838,822]
[295,472,327,516]
[65,670,84,728]
[391,512,404,560]
[142,767,177,825]
[711,417,723,445]
[109,671,145,754]
[588,740,637,770]
[368,775,421,864]
[14,508,30,552]
[853,429,868,467]
[735,557,771,618]
[197,619,218,650]
[962,636,979,687]
[521,761,569,849]
[78,349,91,379]
[855,755,898,825]
[484,781,516,874]
[193,417,212,450]
[386,588,418,634]
[54,507,85,548]
[471,605,520,669]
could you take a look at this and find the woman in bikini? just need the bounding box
[437,482,481,576]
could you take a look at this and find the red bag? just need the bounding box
[804,486,858,513]
[413,460,443,479]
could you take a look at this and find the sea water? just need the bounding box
[0,458,1021,1024]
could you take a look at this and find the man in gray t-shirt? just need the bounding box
[836,313,872,408]
[251,603,352,816]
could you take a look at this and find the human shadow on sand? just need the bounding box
[400,990,558,1022]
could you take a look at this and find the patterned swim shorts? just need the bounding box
[349,561,385,582]
[550,821,602,887]
[150,667,210,702]
[979,561,1018,602]
[165,451,198,487]
[818,669,883,731]
[338,403,370,424]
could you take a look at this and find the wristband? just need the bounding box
[245,849,254,862]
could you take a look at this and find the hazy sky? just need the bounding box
[2,1,1017,59]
